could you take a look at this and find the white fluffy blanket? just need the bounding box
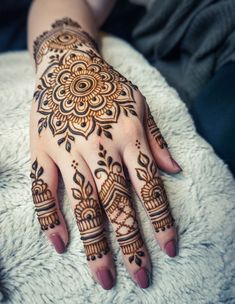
[0,35,235,304]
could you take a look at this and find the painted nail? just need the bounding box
[171,157,182,171]
[134,267,150,289]
[164,239,177,257]
[96,268,114,290]
[49,233,65,254]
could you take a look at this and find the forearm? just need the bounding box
[27,0,98,58]
[86,0,117,27]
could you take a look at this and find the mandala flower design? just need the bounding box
[34,52,136,152]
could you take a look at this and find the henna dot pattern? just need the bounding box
[135,139,141,149]
[95,144,145,266]
[30,159,60,230]
[147,107,168,149]
[71,162,110,261]
[135,151,174,232]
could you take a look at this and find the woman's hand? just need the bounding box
[30,18,181,290]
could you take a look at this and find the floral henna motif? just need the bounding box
[30,159,60,230]
[33,18,138,152]
[135,151,174,232]
[147,107,168,149]
[33,17,98,66]
[34,50,137,152]
[71,161,110,261]
[95,144,144,266]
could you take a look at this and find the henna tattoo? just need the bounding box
[33,18,98,66]
[135,139,141,149]
[30,159,60,230]
[33,18,138,152]
[34,47,137,152]
[135,150,174,232]
[147,107,168,149]
[95,144,144,266]
[71,161,109,261]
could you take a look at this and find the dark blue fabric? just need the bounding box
[190,62,235,176]
[0,0,31,52]
[133,0,235,108]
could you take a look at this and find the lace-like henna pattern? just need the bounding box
[147,107,168,149]
[34,49,137,152]
[71,161,109,261]
[33,17,98,66]
[94,144,144,266]
[30,159,60,230]
[135,151,174,232]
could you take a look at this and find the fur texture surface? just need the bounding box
[0,35,235,304]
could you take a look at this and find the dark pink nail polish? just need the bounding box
[171,158,182,171]
[164,239,177,257]
[134,268,150,289]
[96,268,114,290]
[50,233,65,254]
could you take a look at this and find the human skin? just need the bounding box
[28,0,181,290]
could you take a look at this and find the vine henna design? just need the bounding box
[33,18,138,152]
[71,161,110,261]
[135,151,174,232]
[95,144,145,266]
[30,159,60,230]
[33,18,98,66]
[147,107,168,149]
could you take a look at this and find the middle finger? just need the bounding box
[88,143,151,289]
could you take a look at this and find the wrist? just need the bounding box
[33,17,100,69]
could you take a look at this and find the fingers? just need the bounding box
[144,103,182,174]
[88,144,151,289]
[30,153,68,254]
[58,155,115,290]
[123,138,178,258]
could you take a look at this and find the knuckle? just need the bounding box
[122,119,144,138]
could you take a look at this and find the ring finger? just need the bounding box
[123,136,178,258]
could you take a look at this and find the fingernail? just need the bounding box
[134,267,150,289]
[49,233,65,254]
[164,239,177,257]
[171,157,182,171]
[96,268,114,290]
